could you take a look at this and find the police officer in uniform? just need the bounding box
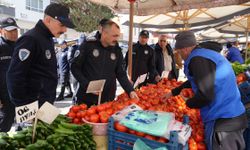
[0,17,19,132]
[163,31,247,150]
[71,21,138,106]
[7,3,75,107]
[56,40,73,101]
[125,30,158,84]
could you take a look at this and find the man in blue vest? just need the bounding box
[226,41,244,64]
[163,31,248,150]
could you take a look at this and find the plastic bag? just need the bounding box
[164,119,192,145]
[133,139,168,150]
[112,104,142,121]
[120,110,174,137]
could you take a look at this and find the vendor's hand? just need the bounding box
[161,92,172,101]
[129,91,139,100]
[155,75,161,82]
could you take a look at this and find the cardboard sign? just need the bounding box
[133,74,147,88]
[37,102,61,124]
[161,71,169,78]
[15,101,38,123]
[86,79,106,93]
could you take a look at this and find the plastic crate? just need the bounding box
[108,117,189,150]
[244,108,250,150]
[238,81,250,104]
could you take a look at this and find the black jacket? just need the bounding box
[154,43,178,80]
[125,42,157,83]
[71,38,134,105]
[0,37,14,102]
[7,20,57,106]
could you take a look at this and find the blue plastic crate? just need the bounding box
[108,117,189,150]
[238,81,250,104]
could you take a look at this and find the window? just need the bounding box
[26,0,43,13]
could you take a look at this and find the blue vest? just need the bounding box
[184,48,245,123]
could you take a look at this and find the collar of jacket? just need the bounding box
[155,43,171,55]
[137,41,149,48]
[35,20,54,38]
[0,36,15,46]
[97,39,117,51]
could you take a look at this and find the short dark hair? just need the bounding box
[102,20,120,30]
[99,18,109,26]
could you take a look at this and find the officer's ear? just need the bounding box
[43,15,52,25]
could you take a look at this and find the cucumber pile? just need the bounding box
[0,114,96,150]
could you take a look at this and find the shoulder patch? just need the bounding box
[86,36,97,42]
[18,49,30,61]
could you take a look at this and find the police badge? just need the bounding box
[18,49,30,61]
[45,50,51,59]
[93,49,99,57]
[110,53,116,60]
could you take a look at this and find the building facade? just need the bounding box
[0,0,80,40]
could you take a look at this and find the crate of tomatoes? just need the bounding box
[108,117,189,150]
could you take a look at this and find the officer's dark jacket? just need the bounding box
[0,37,14,101]
[71,38,134,103]
[125,42,157,83]
[7,20,57,106]
[154,43,178,80]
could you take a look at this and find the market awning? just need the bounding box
[89,0,249,16]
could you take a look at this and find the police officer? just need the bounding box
[0,17,19,132]
[7,3,75,107]
[163,31,247,150]
[71,20,138,106]
[125,30,158,84]
[56,40,73,101]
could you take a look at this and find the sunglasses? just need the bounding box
[160,40,166,42]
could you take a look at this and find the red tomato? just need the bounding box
[67,112,76,118]
[97,104,106,112]
[144,134,156,140]
[89,114,100,123]
[100,115,109,123]
[189,138,198,150]
[84,116,90,122]
[106,108,114,115]
[114,122,128,133]
[135,131,145,137]
[71,105,81,113]
[76,112,82,119]
[87,107,97,115]
[80,111,86,118]
[182,90,189,97]
[128,129,136,134]
[79,104,88,110]
[197,142,206,150]
[73,118,80,124]
[194,133,204,143]
[157,137,169,143]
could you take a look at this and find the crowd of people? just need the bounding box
[0,2,248,150]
